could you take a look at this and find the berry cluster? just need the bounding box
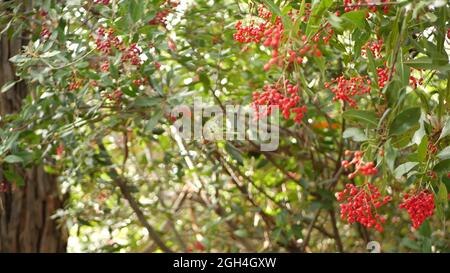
[409,68,424,89]
[399,190,435,229]
[325,75,371,107]
[94,0,110,4]
[38,10,51,40]
[148,1,179,28]
[343,0,391,14]
[376,66,389,89]
[341,150,378,179]
[251,80,307,124]
[427,143,438,154]
[96,28,142,66]
[362,39,383,59]
[336,183,391,232]
[234,6,333,72]
[121,43,142,66]
[96,27,123,54]
[68,80,82,91]
[100,61,110,72]
[132,77,148,86]
[103,89,123,103]
[40,27,51,39]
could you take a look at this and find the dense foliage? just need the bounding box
[0,0,449,252]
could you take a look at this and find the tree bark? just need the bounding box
[0,32,67,252]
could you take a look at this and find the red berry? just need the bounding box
[336,183,391,232]
[399,190,434,229]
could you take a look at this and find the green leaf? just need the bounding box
[340,10,368,30]
[418,219,431,238]
[145,111,163,132]
[3,170,24,187]
[384,139,397,173]
[433,159,450,174]
[1,80,18,93]
[342,110,378,128]
[394,162,419,179]
[439,116,450,140]
[343,127,368,142]
[438,182,448,207]
[366,49,378,86]
[437,146,450,160]
[404,58,450,71]
[225,142,244,166]
[417,135,428,162]
[132,96,163,107]
[129,0,143,23]
[305,0,333,36]
[199,72,211,92]
[4,154,24,163]
[261,0,293,30]
[40,50,60,58]
[233,229,248,237]
[389,107,421,136]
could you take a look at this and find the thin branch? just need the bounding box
[97,141,173,253]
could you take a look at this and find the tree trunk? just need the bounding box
[0,32,67,252]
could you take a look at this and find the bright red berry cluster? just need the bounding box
[336,183,391,232]
[234,6,333,72]
[362,39,383,59]
[376,66,389,89]
[399,190,435,229]
[325,75,371,107]
[343,0,391,14]
[341,150,378,179]
[251,80,307,124]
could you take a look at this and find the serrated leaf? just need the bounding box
[343,127,368,142]
[389,107,421,136]
[394,162,419,179]
[342,110,378,128]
